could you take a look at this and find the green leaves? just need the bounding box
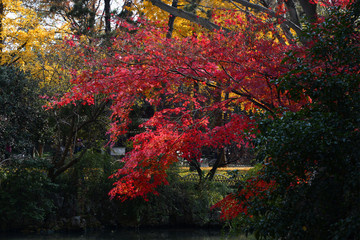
[0,158,58,229]
[0,66,49,158]
[227,2,360,239]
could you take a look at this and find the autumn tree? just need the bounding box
[118,0,294,175]
[125,0,317,42]
[51,3,358,240]
[213,2,360,239]
[113,0,322,176]
[0,0,59,70]
[51,7,300,198]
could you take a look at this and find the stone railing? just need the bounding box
[180,172,246,186]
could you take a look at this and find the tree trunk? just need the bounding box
[206,85,226,181]
[189,158,203,181]
[151,0,230,32]
[0,0,4,63]
[206,148,226,181]
[298,0,317,22]
[166,0,178,39]
[104,0,111,34]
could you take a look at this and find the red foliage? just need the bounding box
[43,2,356,229]
[212,177,277,220]
[52,17,301,201]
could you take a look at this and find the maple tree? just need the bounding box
[50,0,358,237]
[52,12,299,200]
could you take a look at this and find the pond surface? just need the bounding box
[0,228,253,240]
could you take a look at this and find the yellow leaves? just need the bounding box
[130,0,293,44]
[131,0,247,37]
[1,0,73,92]
[139,0,171,21]
[1,0,53,63]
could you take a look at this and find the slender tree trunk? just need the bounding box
[206,148,226,181]
[166,0,178,39]
[104,0,111,34]
[206,86,227,181]
[189,158,203,181]
[0,0,4,64]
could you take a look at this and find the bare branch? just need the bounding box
[150,0,302,40]
[229,0,302,36]
[150,0,231,33]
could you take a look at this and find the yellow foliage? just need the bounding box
[131,0,264,36]
[130,0,288,42]
[0,0,71,91]
[130,0,239,36]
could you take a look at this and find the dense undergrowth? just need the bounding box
[0,150,244,232]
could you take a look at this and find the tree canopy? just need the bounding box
[50,0,355,190]
[3,0,358,238]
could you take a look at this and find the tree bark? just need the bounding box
[0,0,3,61]
[206,148,227,181]
[151,0,303,40]
[298,0,317,21]
[231,0,302,36]
[166,0,178,39]
[104,0,111,34]
[285,0,301,27]
[150,0,230,32]
[189,159,203,181]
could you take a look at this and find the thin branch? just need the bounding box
[170,68,276,115]
[52,148,87,179]
[228,0,302,36]
[150,0,231,33]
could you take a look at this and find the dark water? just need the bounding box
[0,228,253,240]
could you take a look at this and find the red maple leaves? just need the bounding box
[212,177,277,220]
[52,16,299,201]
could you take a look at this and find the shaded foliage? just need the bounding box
[0,158,57,231]
[0,66,49,160]
[216,2,360,239]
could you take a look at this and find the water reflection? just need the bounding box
[1,228,252,240]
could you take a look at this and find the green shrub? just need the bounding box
[49,148,127,230]
[230,3,360,239]
[0,158,57,231]
[112,167,231,227]
[0,66,50,158]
